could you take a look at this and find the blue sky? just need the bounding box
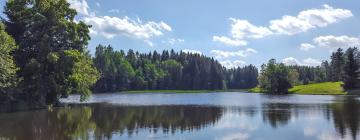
[1,0,360,68]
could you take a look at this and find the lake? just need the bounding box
[0,92,360,140]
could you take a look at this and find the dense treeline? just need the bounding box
[258,47,360,94]
[92,45,259,92]
[225,65,258,89]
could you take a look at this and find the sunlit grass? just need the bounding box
[248,82,346,95]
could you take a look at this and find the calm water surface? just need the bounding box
[1,92,360,140]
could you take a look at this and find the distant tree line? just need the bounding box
[258,47,360,94]
[92,45,259,92]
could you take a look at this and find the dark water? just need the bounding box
[1,93,360,140]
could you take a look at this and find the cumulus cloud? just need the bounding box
[313,35,360,49]
[67,0,90,16]
[67,0,173,46]
[213,18,272,46]
[181,49,202,55]
[282,57,302,66]
[83,16,172,40]
[282,57,322,66]
[215,5,352,46]
[219,60,246,69]
[270,4,353,35]
[210,48,257,59]
[300,43,316,51]
[213,36,247,47]
[229,18,273,39]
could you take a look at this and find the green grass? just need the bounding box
[248,82,347,95]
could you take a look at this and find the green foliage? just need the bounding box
[93,45,241,92]
[258,59,295,94]
[2,0,97,105]
[225,65,258,89]
[62,50,99,101]
[342,47,360,89]
[0,22,18,102]
[330,48,345,81]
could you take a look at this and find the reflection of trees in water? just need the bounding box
[0,97,360,140]
[261,103,292,128]
[0,107,95,140]
[0,104,223,140]
[89,105,223,139]
[329,97,360,140]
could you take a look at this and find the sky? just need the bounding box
[1,0,360,68]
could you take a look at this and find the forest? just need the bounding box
[92,45,258,92]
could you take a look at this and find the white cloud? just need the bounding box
[213,36,247,47]
[313,35,360,49]
[219,60,246,69]
[181,49,202,55]
[213,18,272,46]
[108,9,120,13]
[229,18,273,39]
[83,16,172,40]
[67,0,173,47]
[283,57,302,66]
[282,57,321,66]
[270,15,313,35]
[67,0,90,16]
[163,38,185,45]
[210,48,257,59]
[215,5,352,46]
[270,4,353,35]
[300,43,316,51]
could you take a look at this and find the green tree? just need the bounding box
[330,48,345,81]
[343,47,360,89]
[258,59,293,94]
[0,22,18,103]
[3,0,99,105]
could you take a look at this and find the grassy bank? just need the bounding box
[248,82,347,95]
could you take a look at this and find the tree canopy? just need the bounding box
[2,0,99,106]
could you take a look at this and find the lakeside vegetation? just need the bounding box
[249,82,346,95]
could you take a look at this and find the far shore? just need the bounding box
[99,82,359,95]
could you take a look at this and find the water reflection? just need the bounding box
[0,94,359,140]
[330,97,360,140]
[0,104,223,140]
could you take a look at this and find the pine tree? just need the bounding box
[343,47,360,89]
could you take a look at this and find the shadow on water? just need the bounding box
[0,94,360,140]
